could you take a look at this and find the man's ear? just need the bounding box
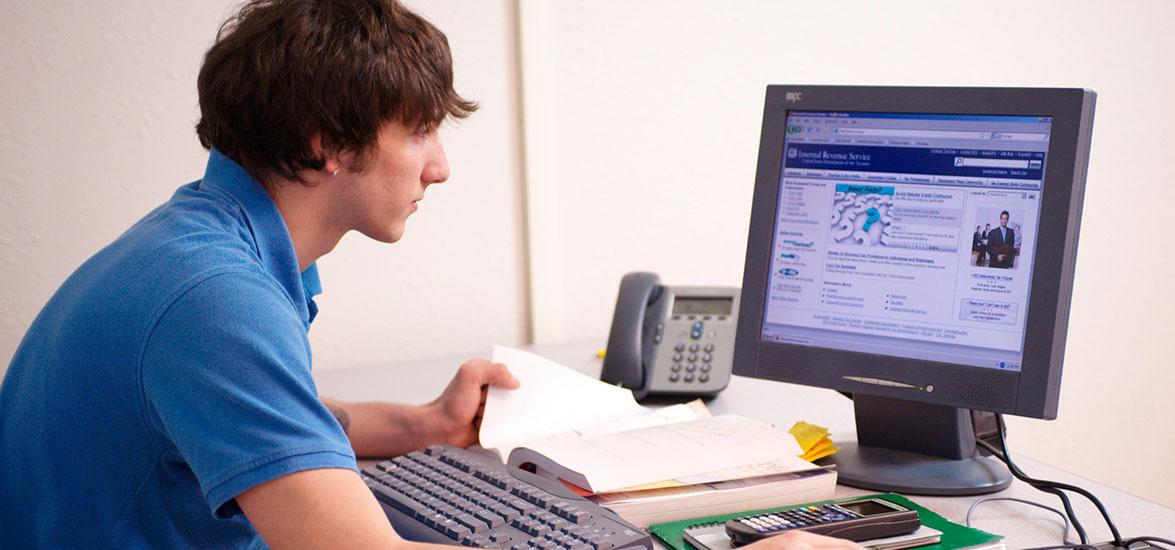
[309,133,343,176]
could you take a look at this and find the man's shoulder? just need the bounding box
[61,187,280,331]
[117,187,268,283]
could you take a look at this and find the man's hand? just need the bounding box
[742,531,864,550]
[428,359,520,447]
[320,359,518,458]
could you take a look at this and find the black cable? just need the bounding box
[993,415,1123,544]
[1123,536,1175,549]
[984,426,1091,543]
[1018,545,1102,550]
[966,496,1073,544]
[977,438,1090,544]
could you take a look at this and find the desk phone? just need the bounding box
[601,272,739,400]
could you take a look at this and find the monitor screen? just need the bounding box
[733,86,1095,494]
[762,111,1053,373]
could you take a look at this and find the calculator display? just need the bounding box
[839,500,897,517]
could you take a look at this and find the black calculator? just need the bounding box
[724,498,921,546]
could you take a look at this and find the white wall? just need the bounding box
[2,0,1171,509]
[0,0,528,373]
[310,1,530,369]
[519,0,1174,507]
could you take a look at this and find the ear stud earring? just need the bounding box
[332,168,340,176]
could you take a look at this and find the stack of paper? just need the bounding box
[478,347,838,526]
[789,421,839,461]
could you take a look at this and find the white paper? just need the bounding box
[479,346,650,456]
[674,453,822,484]
[529,415,804,493]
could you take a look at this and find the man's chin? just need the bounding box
[357,226,404,244]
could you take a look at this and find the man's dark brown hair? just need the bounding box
[196,0,476,187]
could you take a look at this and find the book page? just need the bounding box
[523,415,804,493]
[480,346,703,456]
[673,453,821,484]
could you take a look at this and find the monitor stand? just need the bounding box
[821,394,1012,496]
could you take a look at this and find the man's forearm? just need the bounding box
[321,397,455,458]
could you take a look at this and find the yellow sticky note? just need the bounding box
[789,421,830,452]
[803,443,839,462]
[791,420,839,461]
[801,439,838,461]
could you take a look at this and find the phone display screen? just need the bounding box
[673,297,734,315]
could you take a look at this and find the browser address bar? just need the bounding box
[833,127,992,140]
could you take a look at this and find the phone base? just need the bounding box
[822,441,1012,496]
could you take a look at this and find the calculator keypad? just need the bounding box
[735,505,859,533]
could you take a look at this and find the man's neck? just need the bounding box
[268,180,347,271]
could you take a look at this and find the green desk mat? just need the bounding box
[647,493,1002,550]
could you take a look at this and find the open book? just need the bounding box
[479,347,823,494]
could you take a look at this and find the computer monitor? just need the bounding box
[733,86,1096,495]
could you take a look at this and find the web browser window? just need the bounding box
[762,111,1053,371]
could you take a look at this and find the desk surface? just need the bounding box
[313,340,1174,547]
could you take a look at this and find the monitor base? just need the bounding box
[823,441,1012,496]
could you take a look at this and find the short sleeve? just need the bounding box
[141,269,356,518]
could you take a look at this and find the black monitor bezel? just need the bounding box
[733,86,1095,419]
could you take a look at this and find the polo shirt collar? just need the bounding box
[200,149,322,327]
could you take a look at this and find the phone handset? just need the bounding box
[601,272,662,398]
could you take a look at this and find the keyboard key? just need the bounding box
[455,513,488,533]
[509,498,536,515]
[371,485,417,514]
[496,507,521,524]
[477,509,505,528]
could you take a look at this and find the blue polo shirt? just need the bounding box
[0,150,356,548]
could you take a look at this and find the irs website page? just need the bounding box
[762,112,1052,371]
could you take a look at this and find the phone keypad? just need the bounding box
[659,303,738,392]
[669,345,716,384]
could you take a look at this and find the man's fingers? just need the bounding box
[461,360,520,389]
[742,531,864,550]
[490,362,520,389]
[772,531,864,549]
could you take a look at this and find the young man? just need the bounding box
[988,211,1016,268]
[0,1,860,548]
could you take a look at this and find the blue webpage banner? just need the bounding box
[783,143,1045,180]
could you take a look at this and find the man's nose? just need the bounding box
[424,136,450,185]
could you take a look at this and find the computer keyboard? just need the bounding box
[361,445,652,550]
